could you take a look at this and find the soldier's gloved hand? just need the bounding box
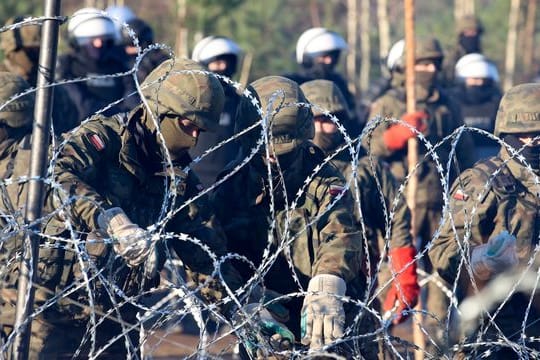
[236,303,295,359]
[383,111,428,150]
[97,207,152,267]
[301,274,346,350]
[383,246,420,324]
[471,230,518,281]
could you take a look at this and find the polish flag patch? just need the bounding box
[87,133,106,151]
[329,184,345,197]
[453,189,469,201]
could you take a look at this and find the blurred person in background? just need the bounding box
[0,16,79,134]
[190,36,243,187]
[449,53,502,161]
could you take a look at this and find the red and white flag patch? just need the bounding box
[453,189,469,201]
[329,184,345,197]
[87,133,106,152]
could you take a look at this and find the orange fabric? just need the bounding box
[383,111,428,151]
[383,246,420,324]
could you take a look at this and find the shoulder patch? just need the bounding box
[329,184,346,197]
[453,189,469,201]
[86,133,106,152]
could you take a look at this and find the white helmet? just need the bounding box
[68,7,117,45]
[191,36,242,64]
[105,5,136,43]
[296,27,348,64]
[455,53,500,82]
[386,39,405,71]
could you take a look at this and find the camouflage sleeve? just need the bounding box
[428,167,498,284]
[311,175,363,282]
[364,97,400,159]
[370,158,412,249]
[52,119,121,231]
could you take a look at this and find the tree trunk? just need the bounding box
[346,0,358,96]
[377,0,391,73]
[175,0,188,58]
[454,0,475,19]
[359,0,370,93]
[522,0,537,81]
[310,0,321,27]
[504,0,521,90]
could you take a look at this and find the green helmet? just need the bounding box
[0,16,41,54]
[456,15,483,35]
[0,72,33,128]
[236,76,313,155]
[300,79,349,117]
[494,83,540,136]
[416,36,444,62]
[141,57,224,132]
[386,37,444,71]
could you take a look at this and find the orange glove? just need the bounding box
[383,111,428,150]
[383,246,420,324]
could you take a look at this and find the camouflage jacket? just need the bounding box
[331,148,412,264]
[46,109,242,304]
[429,147,540,339]
[211,142,364,297]
[366,82,475,206]
[0,134,31,231]
[430,146,540,284]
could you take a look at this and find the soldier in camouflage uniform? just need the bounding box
[429,83,540,359]
[0,72,34,228]
[0,59,243,358]
[212,76,374,358]
[300,79,418,328]
[366,37,475,356]
[0,16,80,134]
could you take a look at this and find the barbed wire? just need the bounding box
[1,15,540,360]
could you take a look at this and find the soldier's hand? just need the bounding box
[301,274,346,350]
[97,207,152,267]
[383,111,428,150]
[471,230,518,280]
[236,303,295,359]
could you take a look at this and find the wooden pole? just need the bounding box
[404,0,424,359]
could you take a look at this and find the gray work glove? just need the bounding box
[471,230,518,281]
[97,207,152,267]
[301,274,346,350]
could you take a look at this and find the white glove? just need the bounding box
[301,274,346,349]
[97,207,151,267]
[471,230,518,281]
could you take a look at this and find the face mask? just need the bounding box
[159,116,197,160]
[463,83,493,104]
[415,71,437,100]
[504,134,540,170]
[313,131,342,153]
[459,34,481,54]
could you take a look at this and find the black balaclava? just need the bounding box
[459,34,481,54]
[461,81,494,104]
[504,134,540,171]
[304,50,341,78]
[206,54,238,78]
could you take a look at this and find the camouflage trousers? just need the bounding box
[0,288,140,359]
